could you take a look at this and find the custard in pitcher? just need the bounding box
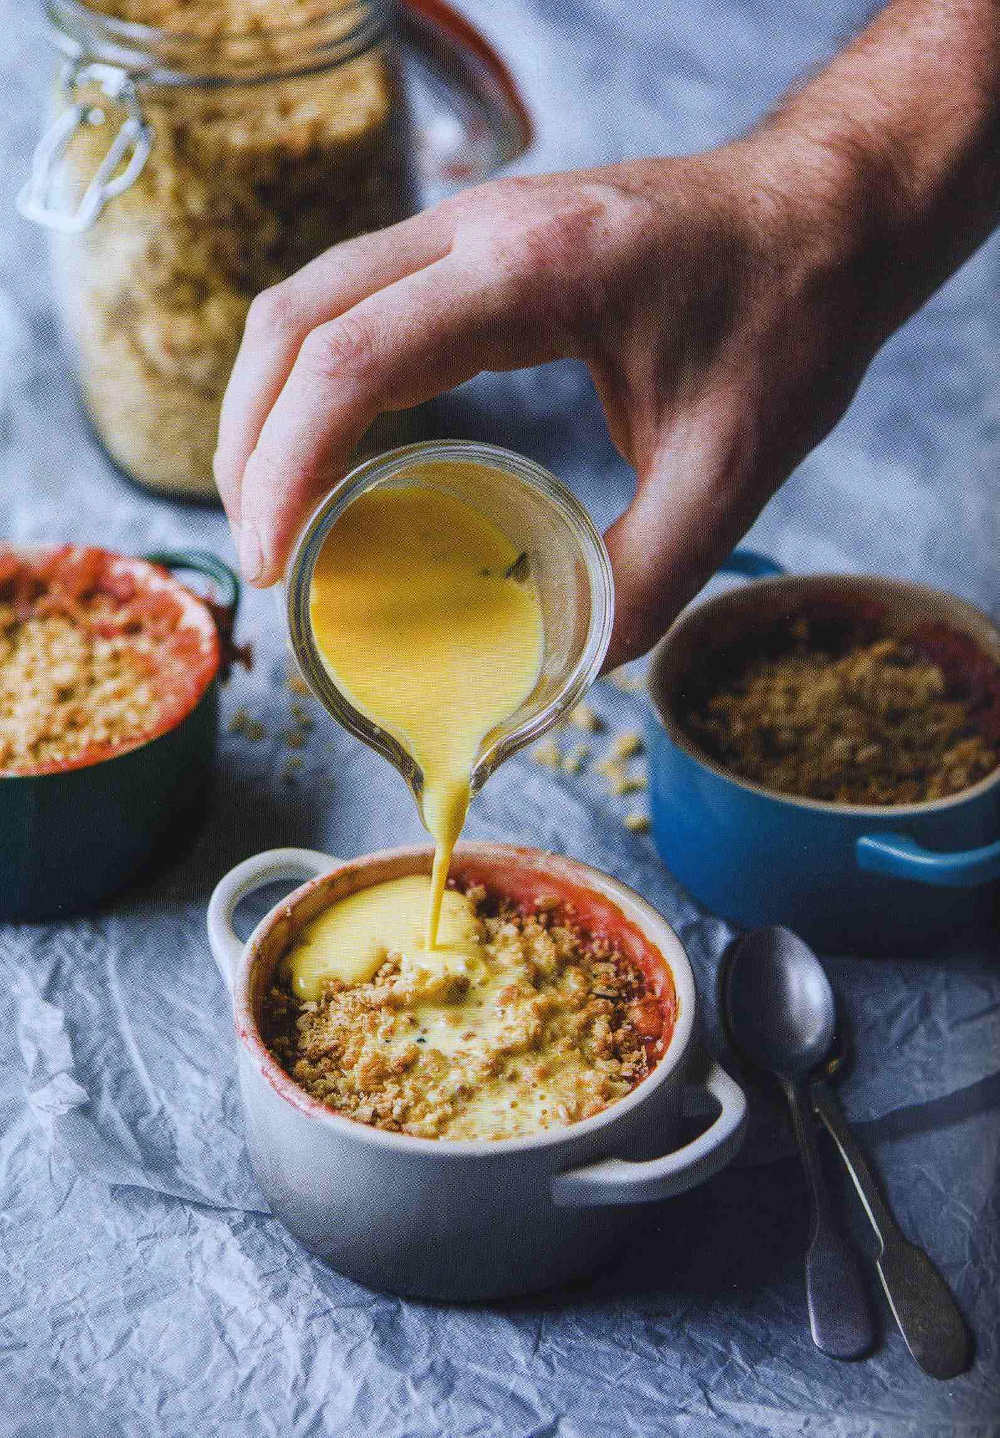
[308,482,544,946]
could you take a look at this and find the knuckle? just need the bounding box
[440,177,501,225]
[298,315,376,387]
[244,282,297,339]
[478,189,634,344]
[495,195,603,273]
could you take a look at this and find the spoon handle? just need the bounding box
[811,1079,971,1380]
[784,1078,877,1361]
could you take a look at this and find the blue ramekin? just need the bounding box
[646,553,1000,953]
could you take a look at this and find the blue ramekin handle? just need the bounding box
[856,833,1000,887]
[718,549,786,579]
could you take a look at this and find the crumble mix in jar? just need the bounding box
[28,0,415,497]
[261,876,674,1141]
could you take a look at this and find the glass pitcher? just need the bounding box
[18,0,532,499]
[284,440,615,824]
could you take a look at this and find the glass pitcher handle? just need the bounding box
[399,0,533,200]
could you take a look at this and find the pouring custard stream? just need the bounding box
[308,482,543,955]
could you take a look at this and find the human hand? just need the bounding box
[215,0,1000,668]
[214,145,875,665]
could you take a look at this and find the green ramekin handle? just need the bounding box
[144,549,242,675]
[144,548,240,619]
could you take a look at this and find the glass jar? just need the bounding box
[283,440,614,818]
[20,0,531,499]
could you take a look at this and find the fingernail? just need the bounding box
[238,522,264,584]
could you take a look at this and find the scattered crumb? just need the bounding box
[228,706,267,742]
[287,671,311,697]
[595,756,628,794]
[595,755,647,796]
[532,739,561,769]
[561,743,590,775]
[280,756,304,782]
[624,813,650,834]
[617,773,647,795]
[608,730,643,762]
[607,667,645,693]
[568,702,603,733]
[290,701,314,727]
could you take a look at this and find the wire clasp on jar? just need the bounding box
[17,60,152,234]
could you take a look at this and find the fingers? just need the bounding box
[602,416,766,669]
[237,252,546,585]
[213,208,455,531]
[602,482,694,673]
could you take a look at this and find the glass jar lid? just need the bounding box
[42,0,391,87]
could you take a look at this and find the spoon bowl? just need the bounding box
[722,925,836,1082]
[722,925,971,1378]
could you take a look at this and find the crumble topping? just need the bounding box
[680,616,1000,805]
[0,547,214,774]
[0,600,161,773]
[262,884,667,1141]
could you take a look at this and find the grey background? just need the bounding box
[1,1,998,1435]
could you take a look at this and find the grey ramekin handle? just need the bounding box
[207,848,336,993]
[550,1061,747,1206]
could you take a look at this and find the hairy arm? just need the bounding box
[763,0,1000,331]
[214,0,1000,665]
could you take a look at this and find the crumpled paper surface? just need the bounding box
[1,0,998,1433]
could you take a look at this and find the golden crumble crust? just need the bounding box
[0,548,214,774]
[262,885,667,1142]
[0,597,161,773]
[680,617,1000,805]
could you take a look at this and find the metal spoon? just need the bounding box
[722,927,877,1360]
[725,926,971,1379]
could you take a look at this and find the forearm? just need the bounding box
[749,0,1000,341]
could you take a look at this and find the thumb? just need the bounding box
[601,433,765,670]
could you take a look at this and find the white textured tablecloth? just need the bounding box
[1,1,998,1433]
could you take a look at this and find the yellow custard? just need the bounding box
[290,875,483,1001]
[308,481,543,955]
[273,874,661,1140]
